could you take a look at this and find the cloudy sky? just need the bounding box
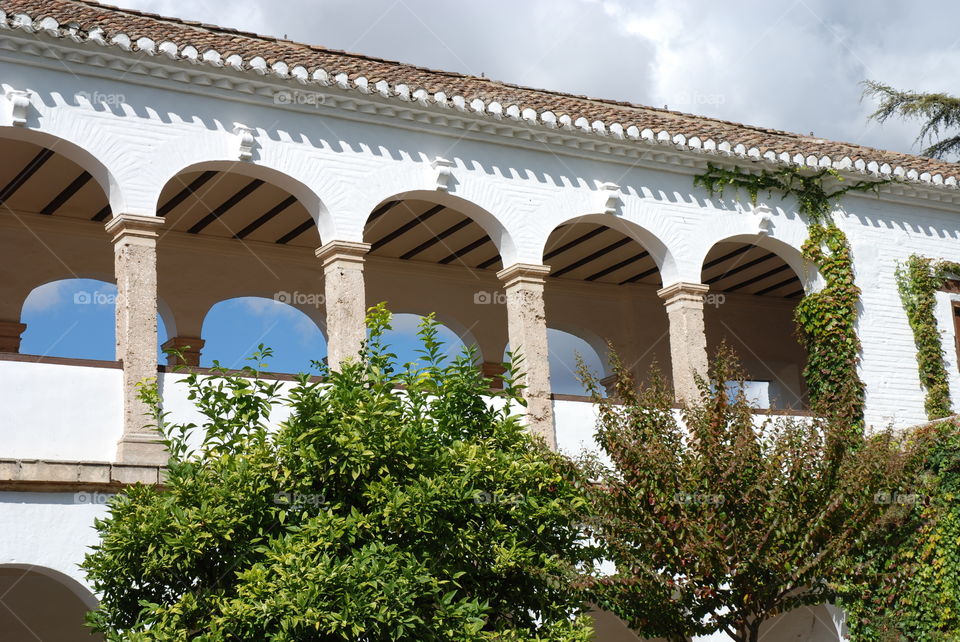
[113,0,960,157]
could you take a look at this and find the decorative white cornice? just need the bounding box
[0,19,957,209]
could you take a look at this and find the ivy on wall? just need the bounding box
[896,254,960,420]
[694,164,882,430]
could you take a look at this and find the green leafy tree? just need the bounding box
[83,305,595,641]
[578,347,929,642]
[862,81,960,158]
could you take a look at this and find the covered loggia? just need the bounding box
[540,217,672,393]
[152,163,327,368]
[700,238,811,411]
[0,565,102,641]
[361,192,512,382]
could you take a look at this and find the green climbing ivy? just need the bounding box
[897,254,960,420]
[694,164,883,430]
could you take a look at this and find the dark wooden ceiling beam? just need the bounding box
[235,195,298,239]
[619,265,661,285]
[367,200,401,225]
[187,179,265,234]
[276,219,316,244]
[400,217,472,260]
[755,275,801,296]
[41,171,92,215]
[702,244,754,270]
[586,250,650,281]
[475,255,502,270]
[543,225,607,261]
[369,204,445,252]
[0,148,54,204]
[439,236,491,265]
[723,263,792,292]
[157,171,218,216]
[704,252,777,285]
[552,237,632,278]
[91,205,112,222]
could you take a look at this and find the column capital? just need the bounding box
[315,240,371,267]
[657,281,709,303]
[104,213,164,243]
[161,336,205,367]
[496,263,551,287]
[0,320,26,353]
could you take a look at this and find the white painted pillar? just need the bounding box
[316,240,370,370]
[106,213,165,465]
[657,281,710,404]
[497,263,555,449]
[0,320,26,353]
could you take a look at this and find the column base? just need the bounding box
[523,395,556,450]
[116,432,168,466]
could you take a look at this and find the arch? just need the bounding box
[364,190,517,266]
[0,564,101,640]
[200,296,327,373]
[384,309,480,360]
[380,312,473,367]
[19,278,171,361]
[151,160,331,241]
[540,213,677,284]
[699,237,811,411]
[698,233,821,294]
[0,124,126,215]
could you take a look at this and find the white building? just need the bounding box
[0,1,957,639]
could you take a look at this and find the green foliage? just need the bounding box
[896,254,960,419]
[83,304,595,641]
[695,163,883,430]
[579,347,927,642]
[862,80,960,159]
[841,421,960,641]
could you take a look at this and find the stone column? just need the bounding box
[497,263,555,449]
[657,281,710,404]
[316,240,370,371]
[106,213,165,465]
[161,336,204,367]
[0,320,26,353]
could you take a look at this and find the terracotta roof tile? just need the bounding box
[2,0,958,184]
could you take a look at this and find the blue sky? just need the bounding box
[20,279,602,394]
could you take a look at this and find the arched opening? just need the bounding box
[154,164,325,368]
[200,297,326,374]
[380,313,470,368]
[362,194,508,380]
[504,328,607,397]
[701,240,810,411]
[541,219,671,390]
[19,278,170,361]
[0,565,102,641]
[0,135,117,357]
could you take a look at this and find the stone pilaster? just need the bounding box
[657,281,710,404]
[161,336,205,367]
[106,213,165,465]
[0,320,26,353]
[497,263,555,449]
[316,240,370,371]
